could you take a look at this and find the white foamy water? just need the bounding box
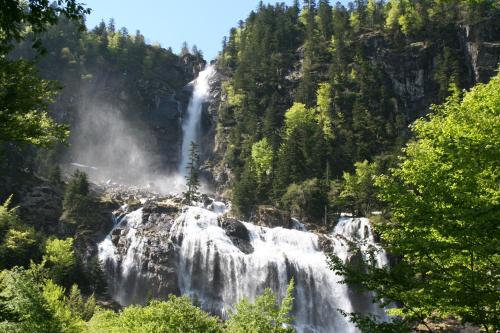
[98,201,388,333]
[178,65,215,176]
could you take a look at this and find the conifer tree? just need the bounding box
[183,141,200,204]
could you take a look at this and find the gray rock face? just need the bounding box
[252,205,293,229]
[460,18,500,84]
[19,184,63,235]
[219,217,253,254]
[104,200,182,304]
[318,235,333,253]
[198,69,233,193]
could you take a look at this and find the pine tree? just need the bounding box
[183,141,200,204]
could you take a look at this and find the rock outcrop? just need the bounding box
[219,216,253,254]
[252,205,293,229]
[103,198,183,304]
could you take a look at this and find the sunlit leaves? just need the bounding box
[332,73,500,331]
[251,138,273,178]
[0,58,68,147]
[87,296,223,333]
[226,279,295,333]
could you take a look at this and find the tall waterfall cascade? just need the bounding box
[98,200,388,333]
[97,67,388,332]
[178,64,215,176]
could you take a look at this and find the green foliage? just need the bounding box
[183,142,201,204]
[281,178,327,222]
[331,73,500,331]
[338,310,411,333]
[327,179,344,216]
[226,279,295,333]
[434,47,462,102]
[85,256,108,295]
[385,0,402,31]
[232,160,259,217]
[65,170,90,200]
[314,83,333,140]
[0,0,89,148]
[0,196,19,239]
[87,296,223,333]
[0,58,69,147]
[251,138,273,179]
[67,284,96,321]
[62,170,95,230]
[273,99,328,201]
[340,160,380,216]
[0,267,59,333]
[43,238,76,286]
[0,266,85,333]
[0,267,98,333]
[42,280,85,333]
[0,196,40,269]
[216,0,499,222]
[0,0,90,54]
[283,103,316,138]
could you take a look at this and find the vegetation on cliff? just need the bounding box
[331,71,500,332]
[215,0,499,220]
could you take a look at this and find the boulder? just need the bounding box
[318,235,333,253]
[219,217,253,254]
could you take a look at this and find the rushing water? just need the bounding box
[97,65,388,332]
[98,202,388,333]
[178,65,215,176]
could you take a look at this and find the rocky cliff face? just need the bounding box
[203,18,499,192]
[201,70,232,194]
[103,199,182,304]
[59,58,203,176]
[460,18,500,84]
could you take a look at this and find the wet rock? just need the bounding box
[253,205,293,229]
[460,18,500,84]
[105,197,182,304]
[142,200,180,221]
[200,193,214,207]
[220,217,249,240]
[219,217,253,254]
[421,318,481,333]
[96,298,122,312]
[318,235,333,253]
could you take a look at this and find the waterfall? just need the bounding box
[178,65,215,176]
[98,201,388,333]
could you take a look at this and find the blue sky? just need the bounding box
[83,0,298,60]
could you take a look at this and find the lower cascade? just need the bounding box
[98,198,387,333]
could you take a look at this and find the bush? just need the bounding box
[0,196,40,269]
[226,279,295,333]
[281,178,327,222]
[0,267,83,333]
[43,237,76,287]
[88,296,223,333]
[340,160,380,216]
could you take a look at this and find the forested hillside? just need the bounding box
[210,0,499,219]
